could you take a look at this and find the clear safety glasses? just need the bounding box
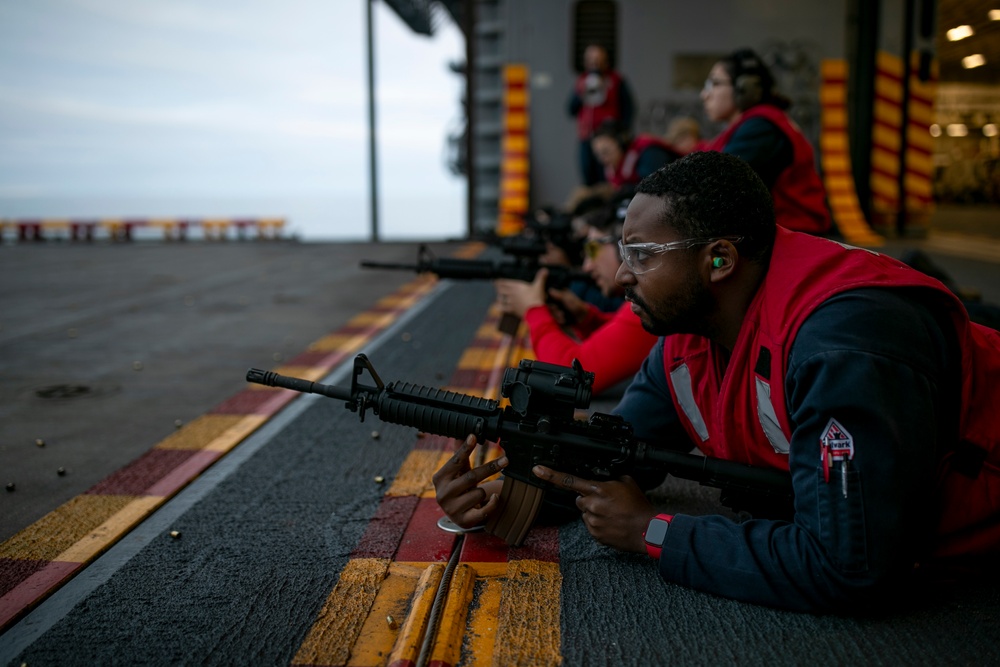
[617,236,743,275]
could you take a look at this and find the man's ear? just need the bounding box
[707,240,738,279]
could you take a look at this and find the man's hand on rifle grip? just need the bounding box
[433,435,508,529]
[532,465,655,554]
[494,268,548,318]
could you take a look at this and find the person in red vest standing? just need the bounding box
[568,44,635,186]
[700,48,832,235]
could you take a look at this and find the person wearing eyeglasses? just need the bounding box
[437,152,1000,613]
[493,201,657,397]
[699,48,832,236]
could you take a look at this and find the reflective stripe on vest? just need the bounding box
[755,377,791,454]
[669,363,710,441]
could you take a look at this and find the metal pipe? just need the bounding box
[367,0,380,241]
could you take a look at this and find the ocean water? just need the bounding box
[0,193,467,242]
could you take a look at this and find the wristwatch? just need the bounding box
[643,513,673,559]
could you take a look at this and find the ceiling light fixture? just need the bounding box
[962,54,986,68]
[989,9,1000,20]
[946,124,968,137]
[947,24,974,40]
[929,124,942,137]
[984,124,998,138]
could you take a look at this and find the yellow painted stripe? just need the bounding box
[309,332,380,353]
[905,151,933,174]
[905,176,933,198]
[40,219,72,229]
[501,195,530,213]
[825,175,858,192]
[156,414,252,451]
[292,557,392,666]
[872,124,902,151]
[387,563,445,666]
[269,364,330,382]
[873,99,902,126]
[871,149,901,175]
[503,135,529,152]
[202,415,267,453]
[344,562,427,666]
[820,133,847,152]
[457,346,503,372]
[505,89,528,107]
[823,106,847,128]
[505,114,528,132]
[820,86,845,105]
[822,59,847,77]
[0,494,137,561]
[907,104,934,126]
[493,560,563,666]
[55,496,163,563]
[504,64,528,84]
[908,127,934,152]
[871,172,898,194]
[877,50,904,76]
[874,76,903,102]
[386,449,453,498]
[465,575,503,665]
[822,153,850,172]
[429,563,477,667]
[349,311,400,328]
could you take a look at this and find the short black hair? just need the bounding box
[634,151,776,263]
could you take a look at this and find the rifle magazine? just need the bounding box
[485,478,545,546]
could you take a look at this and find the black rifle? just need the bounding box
[246,354,793,546]
[360,244,592,335]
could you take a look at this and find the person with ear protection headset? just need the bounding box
[700,48,832,236]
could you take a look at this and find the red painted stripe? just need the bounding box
[877,67,904,85]
[413,434,456,452]
[286,349,345,367]
[394,497,456,563]
[247,389,299,416]
[0,561,80,629]
[144,450,222,497]
[0,558,48,598]
[448,368,490,390]
[459,531,510,563]
[511,524,560,562]
[211,388,287,414]
[86,449,200,496]
[351,495,421,559]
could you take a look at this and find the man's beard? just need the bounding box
[624,281,710,337]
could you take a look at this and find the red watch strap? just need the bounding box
[643,513,673,559]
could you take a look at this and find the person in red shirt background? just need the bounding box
[590,120,681,190]
[494,198,657,396]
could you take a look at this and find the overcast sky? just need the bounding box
[0,0,466,238]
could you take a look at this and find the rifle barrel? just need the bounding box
[359,261,420,271]
[246,368,353,402]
